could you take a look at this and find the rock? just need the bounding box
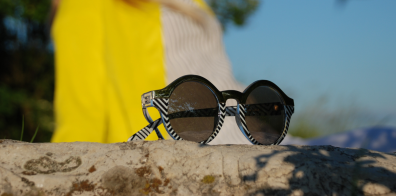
[0,139,396,196]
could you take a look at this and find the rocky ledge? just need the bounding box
[0,139,396,196]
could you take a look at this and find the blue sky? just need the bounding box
[224,0,396,126]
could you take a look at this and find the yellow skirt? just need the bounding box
[51,0,212,143]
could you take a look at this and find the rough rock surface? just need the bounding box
[0,139,396,196]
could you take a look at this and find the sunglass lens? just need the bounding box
[168,81,217,142]
[245,86,285,144]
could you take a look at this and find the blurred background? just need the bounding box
[0,0,54,142]
[0,0,395,144]
[223,0,396,140]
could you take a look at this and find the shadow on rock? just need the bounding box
[244,145,396,196]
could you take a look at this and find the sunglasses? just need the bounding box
[127,75,294,145]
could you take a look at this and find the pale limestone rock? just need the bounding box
[0,139,396,196]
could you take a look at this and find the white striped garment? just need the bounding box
[161,0,252,145]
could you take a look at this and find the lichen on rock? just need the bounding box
[23,156,82,174]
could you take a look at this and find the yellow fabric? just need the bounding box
[51,0,212,143]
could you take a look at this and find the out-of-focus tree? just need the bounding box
[207,0,260,29]
[0,0,260,142]
[0,0,54,142]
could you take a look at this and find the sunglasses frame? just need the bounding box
[133,75,294,145]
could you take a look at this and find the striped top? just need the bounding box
[161,0,252,145]
[162,0,244,91]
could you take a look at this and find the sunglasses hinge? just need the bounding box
[142,91,154,107]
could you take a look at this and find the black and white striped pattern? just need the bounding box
[130,97,294,145]
[238,104,260,145]
[127,119,162,141]
[225,106,237,116]
[167,103,281,119]
[237,104,294,145]
[130,85,294,145]
[166,105,236,119]
[153,98,183,140]
[274,105,294,145]
[153,98,226,144]
[153,98,169,116]
[199,103,226,144]
[168,108,217,119]
[245,102,282,116]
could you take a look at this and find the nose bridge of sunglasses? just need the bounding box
[225,99,238,107]
[221,90,243,103]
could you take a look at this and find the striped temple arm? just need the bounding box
[127,119,163,141]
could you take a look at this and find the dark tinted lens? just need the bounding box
[245,86,284,144]
[168,81,217,142]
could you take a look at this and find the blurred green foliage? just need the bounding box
[0,0,53,142]
[0,0,260,142]
[0,0,50,22]
[207,0,260,29]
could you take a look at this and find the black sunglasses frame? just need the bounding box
[154,75,294,105]
[128,75,294,145]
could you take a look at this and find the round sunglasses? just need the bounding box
[128,75,294,145]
